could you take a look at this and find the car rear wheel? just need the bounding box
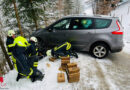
[90,44,109,59]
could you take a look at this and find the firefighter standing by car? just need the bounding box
[46,42,78,58]
[26,37,43,69]
[7,36,44,82]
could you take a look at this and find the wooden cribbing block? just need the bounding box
[68,72,80,78]
[61,59,70,64]
[68,72,80,83]
[49,57,56,62]
[60,57,70,60]
[67,63,77,68]
[59,67,64,71]
[68,77,79,83]
[57,73,65,83]
[61,64,67,70]
[68,67,80,74]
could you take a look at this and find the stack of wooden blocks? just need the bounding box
[66,63,80,83]
[57,57,70,83]
[60,57,70,71]
[57,57,80,83]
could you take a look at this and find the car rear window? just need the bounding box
[95,18,112,29]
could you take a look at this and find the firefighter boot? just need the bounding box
[16,73,25,82]
[31,70,44,82]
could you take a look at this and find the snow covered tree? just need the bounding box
[63,0,74,15]
[0,0,84,36]
[0,0,48,36]
[18,0,48,30]
[1,0,23,36]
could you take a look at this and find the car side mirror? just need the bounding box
[48,28,53,32]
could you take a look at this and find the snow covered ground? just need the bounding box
[3,52,130,90]
[1,1,130,90]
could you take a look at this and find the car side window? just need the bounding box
[81,19,93,29]
[53,19,71,30]
[70,18,93,30]
[95,18,112,29]
[70,19,80,29]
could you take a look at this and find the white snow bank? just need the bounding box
[123,42,130,54]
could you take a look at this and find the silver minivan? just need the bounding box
[33,15,124,59]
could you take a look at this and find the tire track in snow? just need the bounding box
[93,59,110,90]
[96,51,130,90]
[74,54,111,90]
[105,52,130,90]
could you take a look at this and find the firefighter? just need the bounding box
[28,37,39,56]
[26,37,43,69]
[6,30,20,80]
[8,36,44,82]
[6,30,15,56]
[46,42,78,58]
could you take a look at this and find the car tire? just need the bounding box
[90,43,109,59]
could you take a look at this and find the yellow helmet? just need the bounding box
[30,36,37,43]
[82,19,87,25]
[46,50,52,56]
[8,30,15,37]
[40,25,45,29]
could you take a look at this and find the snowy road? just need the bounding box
[69,51,130,90]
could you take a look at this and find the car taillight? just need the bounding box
[112,20,123,35]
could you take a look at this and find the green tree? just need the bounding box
[1,0,48,33]
[18,0,48,30]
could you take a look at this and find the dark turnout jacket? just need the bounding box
[51,42,72,58]
[26,41,38,57]
[6,36,14,55]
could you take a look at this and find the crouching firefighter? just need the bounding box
[8,36,44,82]
[46,42,78,58]
[26,37,43,69]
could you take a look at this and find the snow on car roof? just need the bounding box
[64,14,118,19]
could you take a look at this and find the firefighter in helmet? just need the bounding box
[46,42,78,58]
[26,37,43,69]
[8,36,44,82]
